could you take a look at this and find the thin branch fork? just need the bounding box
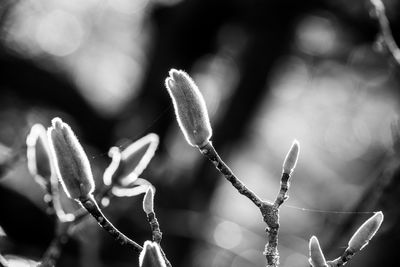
[199,141,295,267]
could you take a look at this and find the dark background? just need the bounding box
[0,0,400,266]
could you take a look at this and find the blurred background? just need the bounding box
[0,0,400,266]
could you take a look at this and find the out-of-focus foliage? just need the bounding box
[0,0,399,266]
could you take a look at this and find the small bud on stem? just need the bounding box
[283,140,300,175]
[347,211,384,252]
[143,187,155,214]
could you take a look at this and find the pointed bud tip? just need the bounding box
[51,117,64,129]
[165,77,174,90]
[139,241,166,267]
[283,139,300,174]
[293,139,300,148]
[143,186,155,214]
[169,68,186,81]
[375,211,384,220]
[310,235,318,244]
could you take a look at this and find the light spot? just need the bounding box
[213,220,243,249]
[35,9,84,57]
[296,15,337,56]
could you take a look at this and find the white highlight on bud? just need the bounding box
[283,140,300,174]
[309,236,328,267]
[48,117,95,200]
[165,69,212,147]
[348,211,384,252]
[111,178,152,197]
[139,241,166,267]
[26,124,53,186]
[143,187,155,214]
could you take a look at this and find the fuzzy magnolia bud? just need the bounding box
[347,211,383,252]
[165,69,212,147]
[48,117,94,200]
[143,187,154,214]
[26,124,52,186]
[283,140,300,174]
[309,236,327,267]
[139,241,166,267]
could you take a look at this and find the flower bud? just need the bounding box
[283,140,300,174]
[103,134,160,187]
[309,236,327,267]
[48,117,94,200]
[139,241,166,267]
[165,69,212,147]
[26,124,53,187]
[347,211,383,252]
[143,187,154,214]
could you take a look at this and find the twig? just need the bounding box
[261,202,279,267]
[79,194,143,253]
[261,172,292,267]
[370,0,400,64]
[274,173,291,207]
[199,141,294,267]
[199,141,264,208]
[146,212,172,267]
[38,222,70,267]
[147,212,162,244]
[327,249,354,267]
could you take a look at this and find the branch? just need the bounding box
[79,195,143,253]
[199,141,264,208]
[370,0,400,64]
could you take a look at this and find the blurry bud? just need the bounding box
[370,0,384,12]
[48,117,94,200]
[165,69,212,147]
[283,140,300,174]
[348,211,384,252]
[3,255,39,267]
[139,241,166,267]
[112,178,153,197]
[309,236,327,267]
[26,124,53,187]
[103,133,160,187]
[143,187,155,214]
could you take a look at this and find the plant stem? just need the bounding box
[146,212,172,267]
[79,194,143,253]
[262,172,292,267]
[38,222,70,267]
[147,212,162,244]
[370,0,400,64]
[261,202,279,267]
[327,249,354,267]
[274,173,291,207]
[199,141,263,208]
